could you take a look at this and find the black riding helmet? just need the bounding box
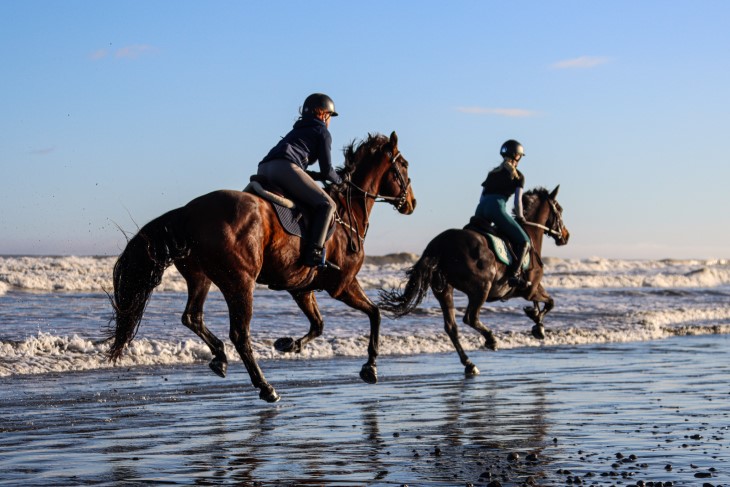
[500,139,525,159]
[302,93,338,118]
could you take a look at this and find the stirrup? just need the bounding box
[508,275,531,289]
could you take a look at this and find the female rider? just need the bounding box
[474,139,531,288]
[257,93,343,267]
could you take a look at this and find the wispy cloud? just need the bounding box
[90,44,156,61]
[115,44,156,59]
[89,49,108,61]
[551,56,609,69]
[456,107,540,118]
[29,146,56,155]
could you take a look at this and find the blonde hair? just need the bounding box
[490,159,519,180]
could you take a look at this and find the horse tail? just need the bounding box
[378,252,440,317]
[107,208,190,362]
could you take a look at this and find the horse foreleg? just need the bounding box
[434,285,480,376]
[274,291,323,354]
[178,264,228,378]
[332,280,379,385]
[224,281,280,403]
[523,283,554,340]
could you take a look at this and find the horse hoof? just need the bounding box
[359,364,378,384]
[274,337,298,353]
[209,359,227,378]
[465,363,480,376]
[484,332,498,351]
[531,324,546,340]
[259,385,281,403]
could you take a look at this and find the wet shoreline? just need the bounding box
[1,335,729,486]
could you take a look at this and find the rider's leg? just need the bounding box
[258,159,335,267]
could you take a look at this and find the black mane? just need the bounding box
[518,187,551,219]
[340,133,389,175]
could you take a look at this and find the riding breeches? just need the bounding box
[475,194,530,247]
[257,159,336,248]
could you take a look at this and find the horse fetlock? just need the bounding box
[523,306,540,322]
[484,331,498,351]
[359,363,378,384]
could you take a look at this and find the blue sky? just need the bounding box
[1,1,729,259]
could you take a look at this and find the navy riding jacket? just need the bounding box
[260,117,342,185]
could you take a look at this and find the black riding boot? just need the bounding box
[508,243,531,289]
[303,204,334,267]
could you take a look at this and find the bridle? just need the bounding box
[333,149,411,251]
[524,199,566,242]
[344,151,411,211]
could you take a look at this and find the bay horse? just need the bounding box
[378,186,568,375]
[108,132,416,402]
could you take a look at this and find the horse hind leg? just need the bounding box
[177,262,229,378]
[462,291,497,352]
[223,279,279,403]
[434,285,479,376]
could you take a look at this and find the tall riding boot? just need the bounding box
[303,204,334,267]
[508,243,531,289]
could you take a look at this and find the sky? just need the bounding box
[1,1,729,260]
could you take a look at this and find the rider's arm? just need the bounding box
[513,187,525,221]
[317,130,343,185]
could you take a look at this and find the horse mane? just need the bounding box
[516,187,551,218]
[340,133,389,175]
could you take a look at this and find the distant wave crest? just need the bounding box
[1,255,728,294]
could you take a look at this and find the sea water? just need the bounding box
[1,254,729,377]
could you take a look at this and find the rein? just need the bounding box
[525,200,564,238]
[334,150,410,252]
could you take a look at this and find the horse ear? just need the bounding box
[550,185,560,199]
[389,131,398,149]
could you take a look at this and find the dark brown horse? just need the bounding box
[108,132,416,402]
[379,186,568,375]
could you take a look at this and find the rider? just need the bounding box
[475,139,531,288]
[257,93,343,267]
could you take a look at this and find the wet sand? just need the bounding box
[1,334,729,486]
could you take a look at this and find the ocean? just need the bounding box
[1,254,729,377]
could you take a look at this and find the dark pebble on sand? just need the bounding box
[665,464,672,471]
[526,452,538,462]
[507,452,519,462]
[694,472,712,478]
[434,446,441,456]
[486,481,502,487]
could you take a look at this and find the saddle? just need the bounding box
[243,175,335,241]
[463,216,529,270]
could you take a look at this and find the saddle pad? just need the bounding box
[243,183,335,240]
[485,234,529,270]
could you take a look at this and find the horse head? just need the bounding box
[522,185,570,246]
[340,132,417,215]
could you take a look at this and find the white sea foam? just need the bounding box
[1,255,729,293]
[3,302,729,377]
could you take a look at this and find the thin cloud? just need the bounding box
[551,56,609,69]
[29,147,56,155]
[115,44,156,59]
[456,107,540,118]
[89,49,108,61]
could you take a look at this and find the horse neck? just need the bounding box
[338,157,389,226]
[524,199,551,256]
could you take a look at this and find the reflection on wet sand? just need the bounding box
[1,336,729,485]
